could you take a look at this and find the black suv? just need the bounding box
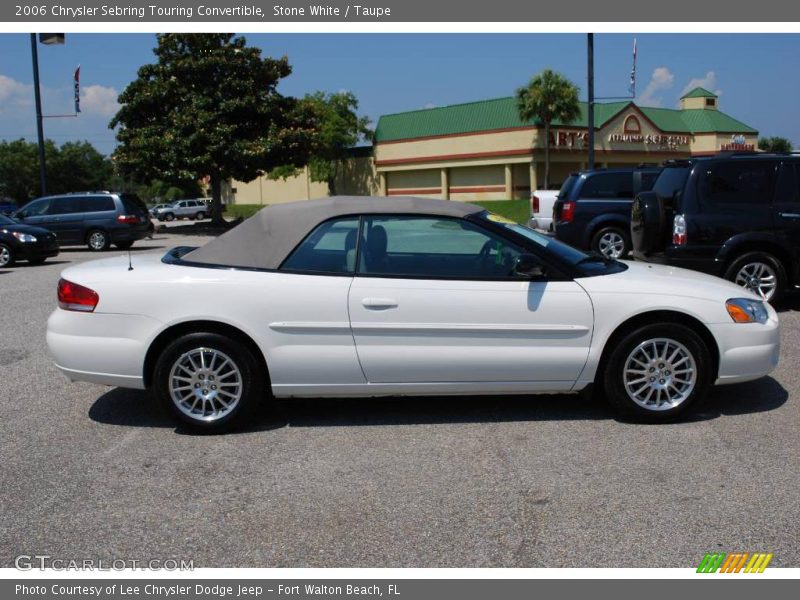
[13,192,151,251]
[552,166,661,258]
[632,153,800,302]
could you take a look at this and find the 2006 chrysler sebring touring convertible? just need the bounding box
[46,196,780,430]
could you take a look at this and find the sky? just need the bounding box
[1,33,799,155]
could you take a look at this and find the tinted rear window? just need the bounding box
[558,175,578,199]
[82,196,115,212]
[640,171,659,191]
[579,172,633,199]
[121,193,147,214]
[48,197,82,214]
[652,167,691,199]
[701,160,776,205]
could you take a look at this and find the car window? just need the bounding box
[281,217,360,274]
[357,215,526,279]
[558,175,578,199]
[579,172,633,199]
[81,196,115,212]
[640,171,659,191]
[20,198,51,217]
[121,193,147,214]
[47,197,82,215]
[652,167,690,200]
[775,163,800,205]
[701,160,776,205]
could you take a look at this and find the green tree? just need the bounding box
[516,70,581,190]
[110,33,318,224]
[0,139,42,203]
[758,136,794,153]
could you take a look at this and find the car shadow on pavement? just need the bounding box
[88,376,788,434]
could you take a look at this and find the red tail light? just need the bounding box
[560,201,576,223]
[117,214,140,224]
[58,279,99,312]
[531,195,540,214]
[672,214,687,246]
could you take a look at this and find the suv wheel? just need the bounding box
[163,213,175,222]
[603,323,712,422]
[87,229,110,251]
[592,226,630,259]
[195,211,206,220]
[724,252,786,303]
[153,332,267,432]
[0,243,14,267]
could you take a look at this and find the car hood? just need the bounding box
[0,222,54,236]
[577,259,761,303]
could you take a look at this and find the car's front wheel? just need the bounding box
[153,332,267,432]
[603,323,712,422]
[0,243,14,267]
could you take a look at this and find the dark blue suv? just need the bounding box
[552,167,661,258]
[13,192,151,251]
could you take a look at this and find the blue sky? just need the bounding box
[1,33,798,154]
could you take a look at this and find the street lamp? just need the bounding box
[30,33,65,197]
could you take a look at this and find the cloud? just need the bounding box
[637,67,675,108]
[80,85,120,117]
[681,71,722,97]
[0,74,32,112]
[423,103,437,109]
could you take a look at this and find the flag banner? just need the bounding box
[629,38,637,95]
[74,65,81,114]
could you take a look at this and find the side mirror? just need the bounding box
[514,254,546,279]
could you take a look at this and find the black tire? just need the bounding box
[86,229,110,251]
[602,323,712,422]
[164,213,175,222]
[0,243,14,267]
[723,251,787,304]
[591,226,631,259]
[115,241,134,250]
[27,257,47,265]
[195,211,206,220]
[153,332,267,432]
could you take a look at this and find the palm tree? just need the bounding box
[516,70,581,190]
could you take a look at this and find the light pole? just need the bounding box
[29,33,65,197]
[587,33,595,170]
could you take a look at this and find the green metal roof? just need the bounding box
[374,96,756,142]
[681,86,717,99]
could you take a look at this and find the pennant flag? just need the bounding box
[74,65,81,114]
[629,38,637,96]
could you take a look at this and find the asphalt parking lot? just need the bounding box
[1,226,798,568]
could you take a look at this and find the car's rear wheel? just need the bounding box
[724,251,786,304]
[163,213,175,222]
[153,332,266,432]
[0,243,14,267]
[87,229,110,251]
[115,241,134,250]
[592,226,630,259]
[603,323,712,422]
[195,211,206,220]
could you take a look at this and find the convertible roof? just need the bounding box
[182,195,485,270]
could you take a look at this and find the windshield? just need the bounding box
[0,215,16,226]
[479,212,628,276]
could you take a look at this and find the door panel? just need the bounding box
[348,277,594,387]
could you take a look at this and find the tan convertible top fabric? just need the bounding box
[182,195,485,270]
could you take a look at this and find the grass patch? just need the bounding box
[226,199,531,225]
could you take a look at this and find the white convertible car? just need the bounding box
[47,196,780,431]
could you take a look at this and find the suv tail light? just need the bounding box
[531,195,540,214]
[58,279,99,312]
[560,201,576,223]
[117,214,140,224]
[672,214,687,246]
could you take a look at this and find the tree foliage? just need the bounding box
[0,139,113,204]
[516,70,581,190]
[758,136,793,153]
[110,33,318,222]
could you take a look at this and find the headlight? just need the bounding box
[12,231,37,243]
[726,298,769,324]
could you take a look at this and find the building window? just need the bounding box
[705,98,716,107]
[623,115,642,134]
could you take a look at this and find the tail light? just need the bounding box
[117,214,140,224]
[560,201,576,223]
[672,214,687,246]
[58,279,99,312]
[531,195,540,214]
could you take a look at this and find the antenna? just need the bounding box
[127,248,133,271]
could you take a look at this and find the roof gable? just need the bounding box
[681,87,717,99]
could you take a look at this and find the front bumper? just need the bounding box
[708,307,781,385]
[46,309,163,389]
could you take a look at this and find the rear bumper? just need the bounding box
[528,216,553,232]
[708,311,781,385]
[46,309,162,389]
[111,222,151,243]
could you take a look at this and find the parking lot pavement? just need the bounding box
[1,231,798,568]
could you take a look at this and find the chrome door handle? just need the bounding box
[361,297,398,310]
[778,212,800,219]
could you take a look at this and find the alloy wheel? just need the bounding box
[623,338,697,411]
[598,231,626,258]
[0,245,10,267]
[168,347,243,422]
[734,261,777,301]
[88,231,107,250]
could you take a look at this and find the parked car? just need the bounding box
[153,199,208,222]
[0,201,18,216]
[632,153,800,303]
[552,167,662,258]
[528,190,559,232]
[13,192,151,251]
[149,203,172,218]
[0,214,59,267]
[47,196,779,431]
